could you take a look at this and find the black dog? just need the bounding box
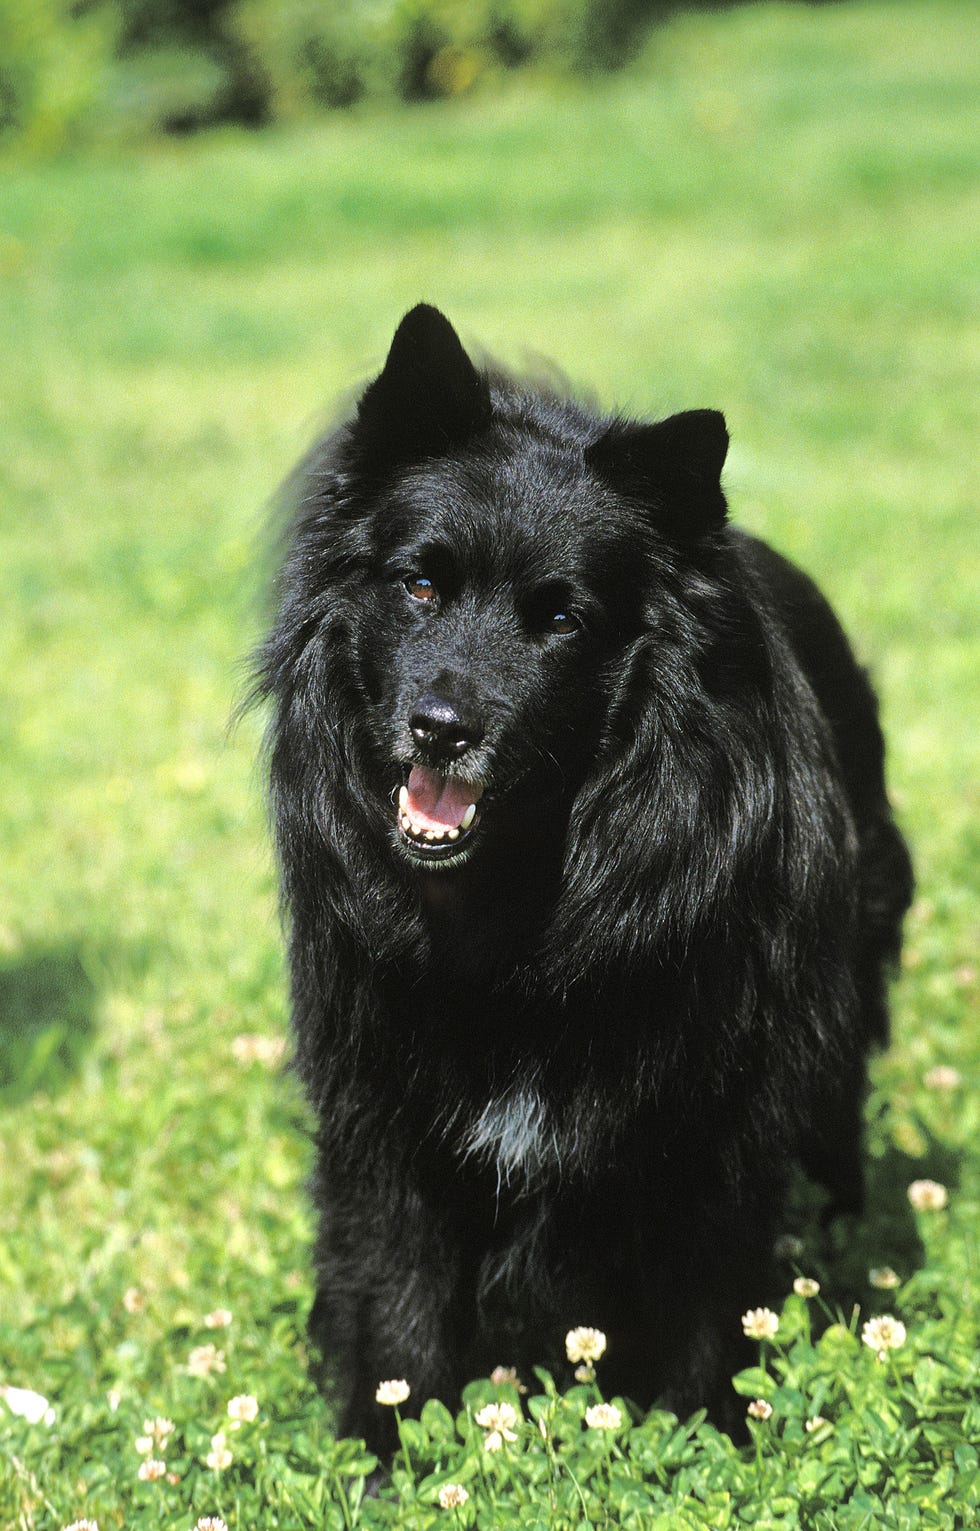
[255,305,912,1452]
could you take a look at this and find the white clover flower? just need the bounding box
[869,1266,901,1290]
[489,1365,525,1391]
[474,1401,519,1441]
[574,1363,596,1382]
[862,1314,906,1356]
[205,1431,233,1471]
[805,1415,830,1433]
[123,1287,146,1314]
[773,1234,805,1261]
[106,1390,122,1412]
[137,1458,166,1481]
[225,1393,256,1425]
[227,1393,259,1424]
[747,1398,773,1421]
[585,1402,622,1430]
[483,1430,503,1452]
[741,1307,780,1340]
[203,1308,233,1329]
[187,1344,226,1378]
[375,1379,410,1406]
[135,1435,154,1456]
[62,1521,100,1531]
[231,1034,286,1068]
[437,1483,470,1509]
[565,1326,607,1364]
[923,1065,961,1091]
[195,1517,229,1531]
[907,1179,948,1212]
[143,1416,175,1448]
[1,1386,55,1426]
[793,1277,820,1299]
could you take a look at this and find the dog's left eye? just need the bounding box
[404,575,437,602]
[528,588,582,636]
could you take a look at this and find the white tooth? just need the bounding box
[460,803,477,831]
[398,785,409,812]
[424,830,436,841]
[448,828,459,840]
[410,821,422,837]
[400,814,412,830]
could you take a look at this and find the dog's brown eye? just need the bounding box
[529,587,581,635]
[405,575,437,602]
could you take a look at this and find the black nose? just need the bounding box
[409,692,484,759]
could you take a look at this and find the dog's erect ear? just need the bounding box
[353,305,491,468]
[585,409,729,537]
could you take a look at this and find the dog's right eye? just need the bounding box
[404,575,437,602]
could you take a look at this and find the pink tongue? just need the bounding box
[405,766,482,832]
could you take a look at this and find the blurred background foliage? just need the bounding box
[1,0,842,149]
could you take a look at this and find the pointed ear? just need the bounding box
[352,305,490,470]
[585,409,729,537]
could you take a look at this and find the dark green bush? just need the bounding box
[0,0,116,148]
[574,0,679,71]
[229,0,368,117]
[1,0,718,145]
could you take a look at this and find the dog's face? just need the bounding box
[359,451,639,871]
[336,306,729,873]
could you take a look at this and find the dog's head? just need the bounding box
[298,306,731,874]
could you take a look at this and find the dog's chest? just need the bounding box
[458,1083,559,1187]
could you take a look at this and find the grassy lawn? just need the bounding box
[0,1,977,1525]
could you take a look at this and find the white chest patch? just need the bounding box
[460,1084,558,1187]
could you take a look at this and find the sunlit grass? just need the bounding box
[0,2,976,1524]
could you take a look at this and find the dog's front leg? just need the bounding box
[308,1160,470,1461]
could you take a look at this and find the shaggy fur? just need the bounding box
[255,305,912,1453]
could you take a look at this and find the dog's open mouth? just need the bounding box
[397,765,484,863]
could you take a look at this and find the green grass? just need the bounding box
[0,1,977,1525]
